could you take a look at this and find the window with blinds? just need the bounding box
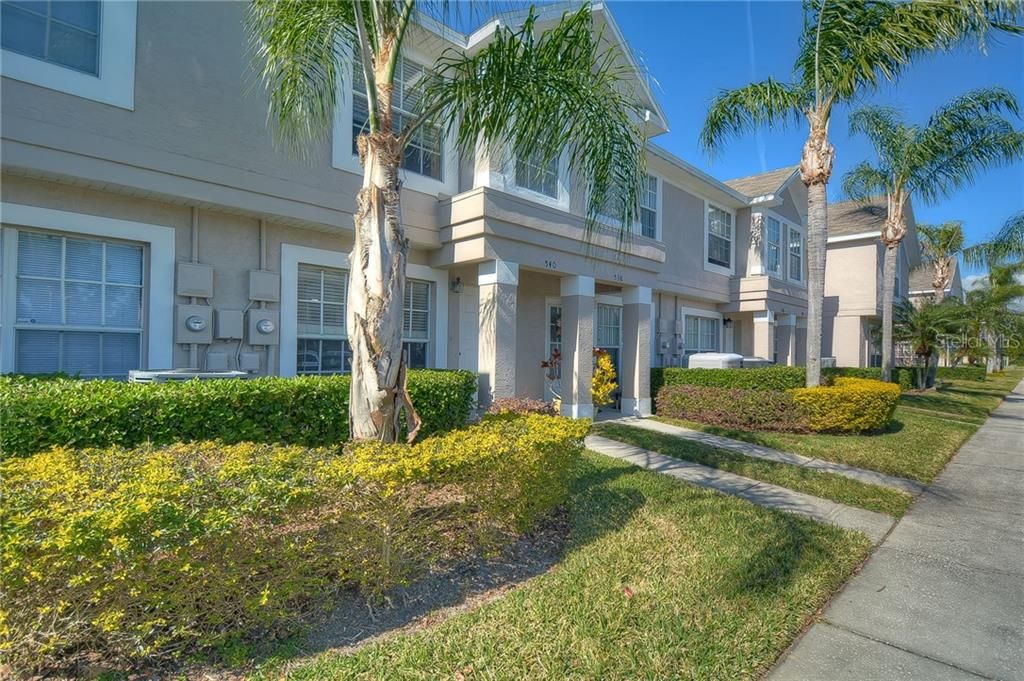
[15,231,143,377]
[788,226,803,282]
[684,315,719,354]
[707,204,732,269]
[403,279,430,368]
[765,216,782,275]
[296,264,349,374]
[515,151,559,199]
[595,303,622,377]
[640,174,658,238]
[1,0,100,75]
[351,51,441,180]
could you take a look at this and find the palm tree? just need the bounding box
[960,263,1024,371]
[963,212,1024,267]
[918,220,966,301]
[248,3,648,441]
[843,88,1024,380]
[893,298,961,389]
[700,0,1023,387]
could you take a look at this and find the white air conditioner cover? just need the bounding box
[686,352,744,369]
[129,369,250,383]
[742,357,774,369]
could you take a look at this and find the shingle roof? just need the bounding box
[909,259,957,293]
[828,197,888,237]
[723,166,799,198]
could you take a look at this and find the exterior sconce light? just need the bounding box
[450,276,464,294]
[722,318,733,329]
[185,315,207,332]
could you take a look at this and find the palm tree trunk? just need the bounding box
[881,244,897,383]
[800,115,833,388]
[348,133,422,442]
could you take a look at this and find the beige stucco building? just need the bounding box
[0,1,824,417]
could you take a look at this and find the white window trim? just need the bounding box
[592,173,663,242]
[679,305,723,353]
[0,202,174,373]
[703,200,735,276]
[331,45,458,197]
[752,209,787,278]
[0,0,137,110]
[279,243,447,376]
[786,223,806,285]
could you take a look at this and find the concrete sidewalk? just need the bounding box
[770,380,1024,681]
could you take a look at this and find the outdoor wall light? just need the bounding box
[185,315,208,332]
[723,318,733,329]
[450,276,464,294]
[256,318,276,334]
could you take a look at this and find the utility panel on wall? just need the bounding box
[174,304,213,344]
[249,270,280,302]
[214,310,244,340]
[176,262,214,298]
[246,309,279,345]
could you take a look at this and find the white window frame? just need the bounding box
[295,263,349,375]
[787,223,805,284]
[0,202,175,373]
[679,305,722,356]
[332,46,458,197]
[593,173,662,241]
[594,297,623,378]
[475,142,571,212]
[0,0,137,110]
[703,201,735,276]
[279,244,448,376]
[759,211,783,278]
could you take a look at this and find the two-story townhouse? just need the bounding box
[908,259,964,304]
[0,0,809,417]
[822,197,921,367]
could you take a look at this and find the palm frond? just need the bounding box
[247,0,357,154]
[841,161,890,202]
[964,212,1024,266]
[421,5,648,232]
[918,221,966,265]
[699,78,808,154]
[800,0,1024,103]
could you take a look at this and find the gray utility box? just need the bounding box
[742,357,774,369]
[821,357,837,368]
[686,352,744,369]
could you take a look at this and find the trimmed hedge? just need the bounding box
[0,370,477,458]
[936,366,986,381]
[1,414,589,670]
[791,378,901,433]
[651,365,916,398]
[656,377,900,434]
[655,384,807,432]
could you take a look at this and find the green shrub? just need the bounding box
[651,366,807,395]
[655,385,808,432]
[936,366,986,381]
[791,378,901,433]
[1,414,588,671]
[0,370,477,458]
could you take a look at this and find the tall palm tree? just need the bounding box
[843,88,1024,380]
[248,3,648,441]
[963,212,1024,266]
[918,220,967,301]
[961,262,1024,370]
[700,0,1023,387]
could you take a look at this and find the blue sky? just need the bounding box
[608,0,1024,271]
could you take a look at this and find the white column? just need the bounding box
[753,309,775,362]
[776,313,797,366]
[621,286,652,417]
[477,260,518,407]
[559,275,595,418]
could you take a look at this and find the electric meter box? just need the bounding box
[249,270,281,303]
[215,309,244,339]
[175,304,213,344]
[246,309,279,345]
[176,262,214,298]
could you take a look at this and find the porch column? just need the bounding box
[621,286,652,417]
[795,317,808,366]
[776,314,797,366]
[477,260,518,407]
[559,275,595,418]
[753,310,775,361]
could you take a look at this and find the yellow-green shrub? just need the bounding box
[791,377,900,433]
[0,415,588,672]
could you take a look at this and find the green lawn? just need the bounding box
[254,452,871,680]
[593,423,912,516]
[657,368,1023,484]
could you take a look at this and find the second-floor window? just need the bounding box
[515,151,559,199]
[765,216,782,275]
[1,0,99,75]
[639,174,658,238]
[351,52,442,181]
[788,226,803,282]
[706,204,733,270]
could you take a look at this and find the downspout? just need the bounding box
[189,207,199,368]
[259,219,274,376]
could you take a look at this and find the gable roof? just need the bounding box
[723,166,799,199]
[909,259,958,294]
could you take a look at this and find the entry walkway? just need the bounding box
[770,380,1024,681]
